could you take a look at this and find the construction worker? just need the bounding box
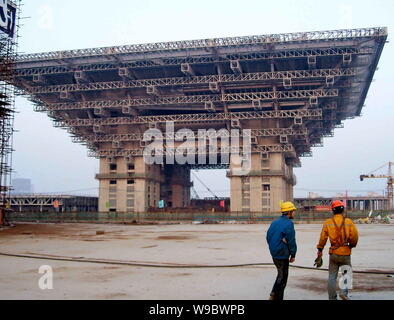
[316,200,358,300]
[266,201,297,300]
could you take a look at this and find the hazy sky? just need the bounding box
[11,0,394,198]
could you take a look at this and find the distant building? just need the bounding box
[9,194,98,212]
[11,178,32,194]
[295,195,389,211]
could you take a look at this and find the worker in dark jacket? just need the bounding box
[266,201,297,300]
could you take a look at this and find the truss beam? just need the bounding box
[87,144,295,158]
[54,109,322,128]
[14,47,375,77]
[42,89,337,111]
[28,68,356,95]
[72,128,309,144]
[17,27,386,62]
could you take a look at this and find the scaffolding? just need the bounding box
[0,0,20,222]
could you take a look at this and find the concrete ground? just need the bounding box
[0,222,393,300]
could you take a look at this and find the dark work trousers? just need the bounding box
[270,258,290,300]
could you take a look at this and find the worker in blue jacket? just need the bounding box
[266,201,297,300]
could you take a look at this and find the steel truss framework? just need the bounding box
[9,195,98,210]
[40,89,338,111]
[9,27,387,174]
[14,47,375,77]
[9,195,65,206]
[29,68,356,94]
[53,109,323,128]
[17,27,386,62]
[87,144,295,158]
[72,128,309,144]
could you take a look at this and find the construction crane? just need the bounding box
[191,171,219,200]
[191,186,200,200]
[360,162,393,210]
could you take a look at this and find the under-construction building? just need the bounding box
[0,0,20,216]
[11,27,387,213]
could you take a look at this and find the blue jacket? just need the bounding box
[266,215,297,259]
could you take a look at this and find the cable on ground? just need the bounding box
[0,252,393,275]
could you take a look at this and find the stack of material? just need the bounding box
[355,214,394,224]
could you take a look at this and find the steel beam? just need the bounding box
[87,144,295,158]
[14,47,375,77]
[44,89,337,111]
[27,68,356,95]
[53,109,322,128]
[17,27,386,62]
[72,128,309,143]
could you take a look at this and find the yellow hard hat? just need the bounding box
[280,201,296,212]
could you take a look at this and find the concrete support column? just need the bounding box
[229,175,243,212]
[97,157,128,212]
[250,153,263,212]
[229,152,295,213]
[161,165,191,208]
[134,157,163,212]
[97,156,163,213]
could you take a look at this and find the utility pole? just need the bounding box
[388,162,393,210]
[345,190,348,216]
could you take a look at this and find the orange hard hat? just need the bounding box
[331,200,344,210]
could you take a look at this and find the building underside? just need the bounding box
[11,27,387,213]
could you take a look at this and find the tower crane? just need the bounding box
[191,171,219,200]
[360,162,393,210]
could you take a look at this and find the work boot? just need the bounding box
[339,293,350,300]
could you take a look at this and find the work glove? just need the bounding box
[314,256,323,268]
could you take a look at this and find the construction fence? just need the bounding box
[4,210,389,224]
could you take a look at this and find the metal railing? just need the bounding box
[5,210,386,224]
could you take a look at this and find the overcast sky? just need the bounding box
[11,0,394,199]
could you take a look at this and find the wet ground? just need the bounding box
[0,222,393,300]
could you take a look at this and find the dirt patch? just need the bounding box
[0,224,77,237]
[19,265,71,274]
[103,266,121,270]
[107,235,133,240]
[97,292,128,299]
[161,272,192,277]
[0,224,137,242]
[294,273,394,293]
[156,235,194,240]
[293,276,327,293]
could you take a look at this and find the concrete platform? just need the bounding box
[0,222,393,300]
